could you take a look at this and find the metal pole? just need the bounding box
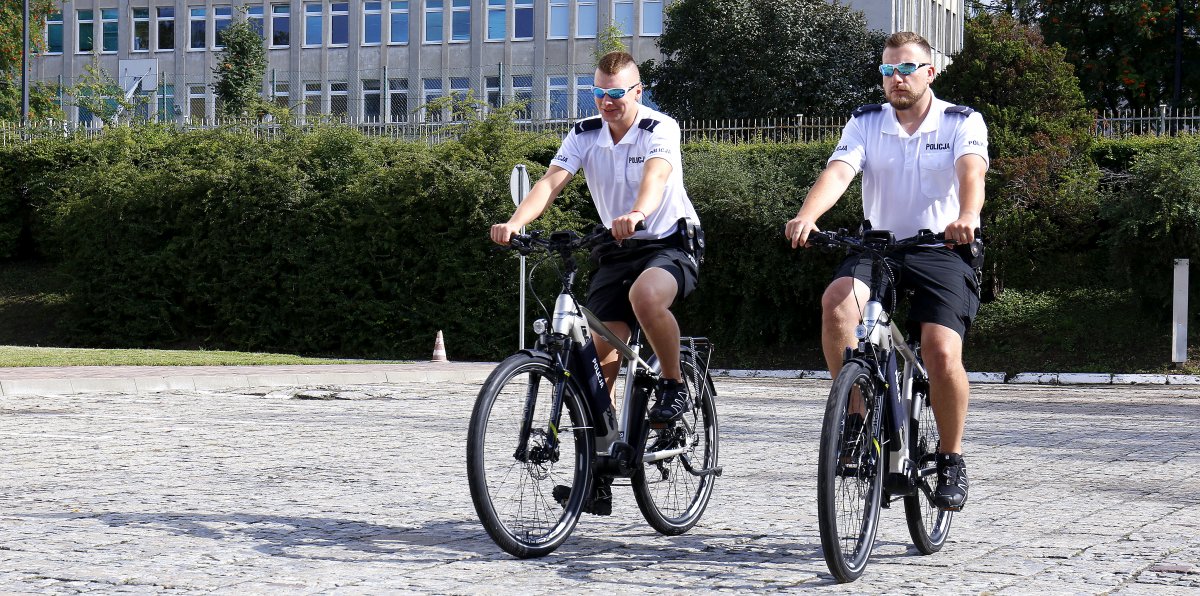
[21,0,30,123]
[1173,259,1189,364]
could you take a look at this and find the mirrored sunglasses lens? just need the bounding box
[879,64,895,76]
[897,63,918,75]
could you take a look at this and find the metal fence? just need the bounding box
[1091,105,1200,138]
[6,106,1200,149]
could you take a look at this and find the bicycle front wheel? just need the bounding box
[466,353,594,558]
[904,384,953,553]
[633,350,719,535]
[817,360,885,583]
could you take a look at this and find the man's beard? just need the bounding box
[887,87,924,110]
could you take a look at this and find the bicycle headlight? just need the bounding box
[532,318,548,335]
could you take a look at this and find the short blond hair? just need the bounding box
[597,51,639,76]
[885,32,933,61]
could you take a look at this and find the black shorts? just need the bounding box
[833,246,980,339]
[586,243,699,328]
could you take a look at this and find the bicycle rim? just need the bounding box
[466,354,594,558]
[904,388,953,553]
[817,361,884,583]
[633,356,718,535]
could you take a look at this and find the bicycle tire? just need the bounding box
[817,360,885,583]
[467,353,594,558]
[633,350,719,535]
[904,384,953,554]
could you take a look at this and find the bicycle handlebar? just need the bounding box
[506,221,646,255]
[783,225,981,253]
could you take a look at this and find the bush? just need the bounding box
[1101,138,1200,314]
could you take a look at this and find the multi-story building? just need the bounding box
[30,1,964,124]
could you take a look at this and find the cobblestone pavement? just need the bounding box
[1,378,1198,594]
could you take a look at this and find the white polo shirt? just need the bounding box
[551,105,699,240]
[828,91,989,240]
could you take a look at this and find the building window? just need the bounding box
[304,81,322,117]
[190,8,207,50]
[389,1,409,44]
[45,12,63,54]
[548,0,568,39]
[271,5,290,47]
[214,6,233,49]
[548,76,568,120]
[331,3,349,46]
[486,0,504,41]
[188,85,207,123]
[248,6,265,39]
[576,74,596,117]
[158,84,175,121]
[388,78,409,122]
[512,75,532,119]
[451,0,470,42]
[450,76,470,119]
[425,0,443,43]
[101,8,119,53]
[363,79,382,121]
[330,81,349,117]
[514,0,533,40]
[132,8,150,52]
[641,0,663,36]
[486,76,501,109]
[77,10,95,53]
[273,82,290,108]
[576,0,597,38]
[613,0,633,36]
[423,78,443,121]
[363,2,382,45]
[157,7,175,50]
[305,3,323,46]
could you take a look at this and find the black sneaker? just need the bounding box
[552,476,612,516]
[932,452,969,511]
[648,378,691,423]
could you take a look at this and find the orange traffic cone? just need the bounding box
[431,330,449,362]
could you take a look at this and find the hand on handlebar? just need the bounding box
[490,222,522,246]
[942,219,977,246]
[784,217,821,249]
[611,212,646,241]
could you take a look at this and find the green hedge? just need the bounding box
[0,122,1196,360]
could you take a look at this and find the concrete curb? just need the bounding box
[711,369,1200,385]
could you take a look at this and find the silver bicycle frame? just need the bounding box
[547,292,694,461]
[858,298,929,479]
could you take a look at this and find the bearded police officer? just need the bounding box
[490,51,703,515]
[785,32,989,512]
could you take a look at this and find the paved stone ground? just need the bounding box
[1,378,1198,594]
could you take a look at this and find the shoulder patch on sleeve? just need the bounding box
[637,118,661,133]
[944,105,976,117]
[573,117,602,135]
[851,104,883,118]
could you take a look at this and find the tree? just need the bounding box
[937,12,1098,294]
[212,11,267,119]
[642,0,886,119]
[972,0,1200,110]
[593,22,627,62]
[69,58,152,126]
[1036,0,1200,109]
[0,0,59,121]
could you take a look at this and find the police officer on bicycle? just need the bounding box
[785,32,988,511]
[490,51,703,514]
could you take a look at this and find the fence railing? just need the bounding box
[5,107,1200,148]
[1091,105,1200,138]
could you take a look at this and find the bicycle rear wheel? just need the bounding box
[633,350,719,535]
[904,383,953,554]
[466,353,594,558]
[817,360,885,583]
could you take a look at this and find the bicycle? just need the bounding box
[803,227,977,583]
[467,224,722,558]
